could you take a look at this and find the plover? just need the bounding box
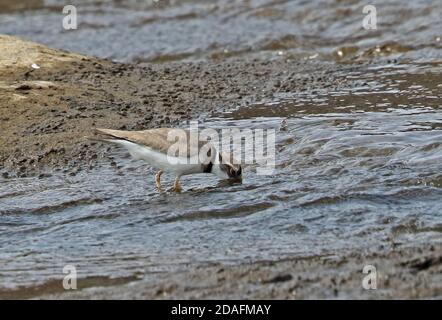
[91,128,242,192]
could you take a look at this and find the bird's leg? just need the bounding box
[171,176,182,193]
[155,170,163,191]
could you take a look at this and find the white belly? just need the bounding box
[114,140,202,176]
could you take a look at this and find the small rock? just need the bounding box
[15,84,32,91]
[263,274,293,283]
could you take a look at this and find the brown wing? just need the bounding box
[94,128,214,160]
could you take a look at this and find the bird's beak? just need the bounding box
[229,176,243,183]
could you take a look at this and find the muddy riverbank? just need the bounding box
[1,244,440,299]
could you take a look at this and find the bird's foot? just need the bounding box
[169,178,182,193]
[169,186,182,193]
[155,170,163,192]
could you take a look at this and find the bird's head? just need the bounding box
[212,152,242,181]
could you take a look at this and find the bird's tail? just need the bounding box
[85,128,127,143]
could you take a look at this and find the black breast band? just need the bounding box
[203,162,213,173]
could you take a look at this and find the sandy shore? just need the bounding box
[49,245,442,299]
[1,244,439,299]
[1,35,440,299]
